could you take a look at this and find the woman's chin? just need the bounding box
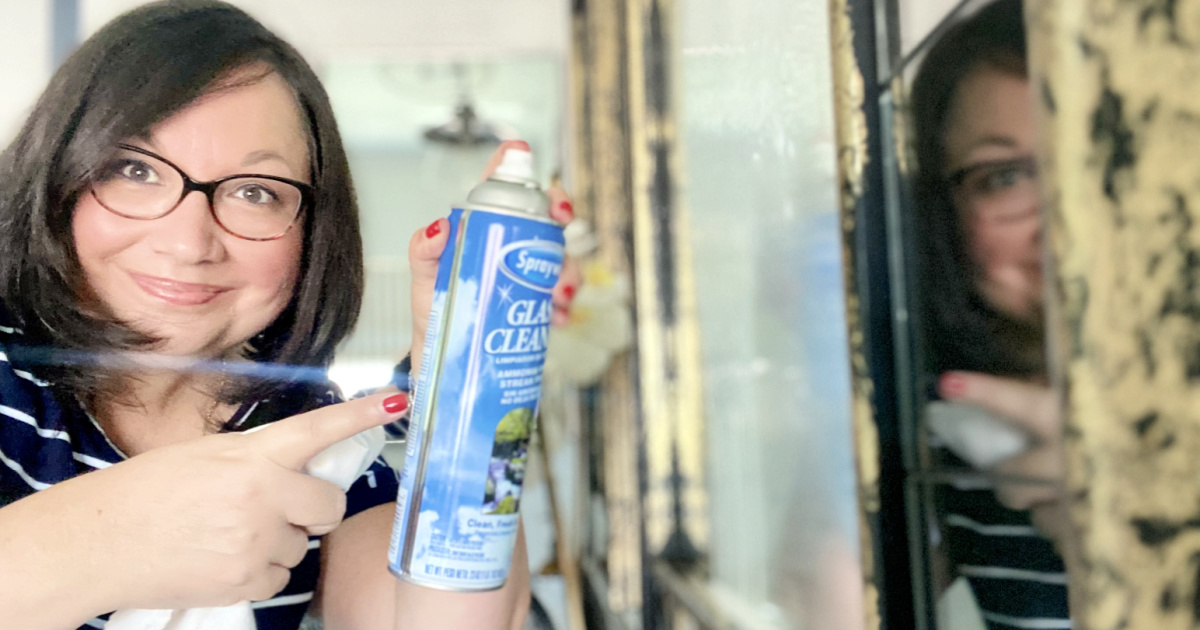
[981,284,1044,325]
[137,334,244,364]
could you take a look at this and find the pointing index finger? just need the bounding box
[247,392,407,470]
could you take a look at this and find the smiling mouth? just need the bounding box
[130,273,231,306]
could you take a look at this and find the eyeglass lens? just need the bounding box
[953,157,1039,222]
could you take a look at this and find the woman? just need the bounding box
[911,1,1070,628]
[0,2,575,628]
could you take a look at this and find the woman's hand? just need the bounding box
[0,392,407,624]
[939,371,1063,510]
[407,140,580,376]
[937,371,1084,571]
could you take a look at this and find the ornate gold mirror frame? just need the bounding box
[570,0,709,627]
[1026,1,1200,627]
[829,0,886,623]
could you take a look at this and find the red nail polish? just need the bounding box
[511,140,530,150]
[383,394,408,414]
[559,200,574,220]
[425,220,442,239]
[939,373,966,398]
[562,285,576,300]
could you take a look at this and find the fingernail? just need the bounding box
[511,140,530,150]
[559,200,574,220]
[939,373,966,399]
[562,285,576,300]
[425,219,442,239]
[383,394,408,414]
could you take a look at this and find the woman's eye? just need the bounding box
[233,183,280,206]
[109,159,160,184]
[981,167,1021,190]
[975,163,1034,193]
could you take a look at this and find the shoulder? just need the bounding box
[0,300,57,393]
[0,299,60,389]
[0,303,122,503]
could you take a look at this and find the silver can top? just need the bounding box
[467,146,550,218]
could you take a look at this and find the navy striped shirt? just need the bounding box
[0,316,399,630]
[939,479,1071,629]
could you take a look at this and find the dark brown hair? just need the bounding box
[0,1,362,405]
[910,0,1044,377]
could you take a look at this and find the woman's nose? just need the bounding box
[145,191,225,263]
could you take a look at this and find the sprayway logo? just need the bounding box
[499,241,563,291]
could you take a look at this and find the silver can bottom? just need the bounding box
[388,565,507,593]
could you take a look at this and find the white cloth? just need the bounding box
[106,425,387,630]
[924,400,1030,469]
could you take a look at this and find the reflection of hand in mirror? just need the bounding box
[924,399,1030,470]
[938,372,1063,514]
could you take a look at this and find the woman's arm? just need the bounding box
[0,473,131,628]
[313,502,531,630]
[0,393,404,628]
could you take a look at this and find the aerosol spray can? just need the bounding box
[388,146,564,590]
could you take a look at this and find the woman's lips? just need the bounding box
[130,273,231,306]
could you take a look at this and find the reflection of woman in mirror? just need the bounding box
[911,0,1070,627]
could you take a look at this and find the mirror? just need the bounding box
[879,1,1072,628]
[675,0,865,627]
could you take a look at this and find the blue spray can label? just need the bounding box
[388,147,563,591]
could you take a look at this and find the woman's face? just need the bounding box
[72,70,308,358]
[943,66,1042,321]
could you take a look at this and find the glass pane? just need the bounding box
[679,0,863,627]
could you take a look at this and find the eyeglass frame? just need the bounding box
[88,143,315,241]
[946,156,1039,193]
[945,155,1040,221]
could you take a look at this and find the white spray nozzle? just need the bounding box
[493,146,535,182]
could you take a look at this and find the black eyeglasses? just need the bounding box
[946,156,1040,221]
[89,144,314,241]
[947,156,1038,196]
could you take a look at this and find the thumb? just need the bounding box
[247,392,408,470]
[409,217,450,371]
[939,371,1060,441]
[410,217,450,285]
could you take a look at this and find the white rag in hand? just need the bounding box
[924,400,1030,469]
[106,425,387,630]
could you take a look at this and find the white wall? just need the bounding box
[0,1,52,143]
[0,1,569,145]
[82,0,569,64]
